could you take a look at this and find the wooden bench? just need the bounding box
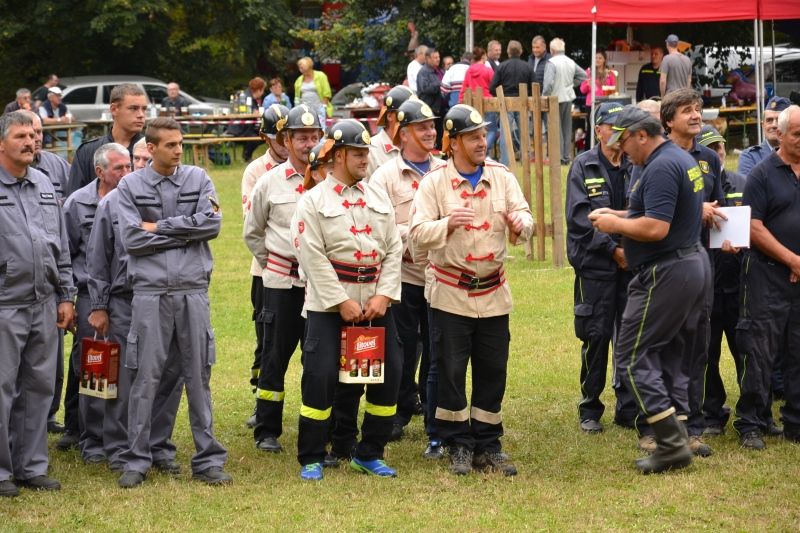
[182,136,261,167]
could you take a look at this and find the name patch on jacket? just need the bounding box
[584,177,606,198]
[40,192,55,200]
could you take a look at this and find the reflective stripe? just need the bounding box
[300,404,332,421]
[627,265,658,416]
[435,406,470,422]
[251,368,260,379]
[646,407,676,424]
[471,406,502,425]
[364,402,396,417]
[256,388,285,402]
[725,192,743,199]
[584,177,605,184]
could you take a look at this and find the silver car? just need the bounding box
[60,75,227,121]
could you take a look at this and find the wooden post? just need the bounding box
[531,85,546,261]
[494,86,518,178]
[547,95,565,268]
[515,83,533,260]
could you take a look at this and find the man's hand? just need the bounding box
[612,247,627,270]
[88,310,110,337]
[789,254,800,284]
[363,295,391,321]
[505,211,524,239]
[339,299,365,323]
[142,221,158,232]
[57,302,75,331]
[588,212,617,234]
[447,207,476,233]
[703,201,727,230]
[720,239,740,255]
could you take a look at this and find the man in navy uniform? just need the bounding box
[738,96,791,176]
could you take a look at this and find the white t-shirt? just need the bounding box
[407,60,423,92]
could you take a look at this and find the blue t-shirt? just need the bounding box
[624,140,704,270]
[458,166,483,189]
[744,151,800,256]
[403,158,431,176]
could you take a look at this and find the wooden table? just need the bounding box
[183,136,261,168]
[42,122,87,163]
[715,105,758,148]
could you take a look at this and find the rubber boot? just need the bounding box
[634,409,693,474]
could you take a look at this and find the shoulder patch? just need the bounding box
[698,160,710,174]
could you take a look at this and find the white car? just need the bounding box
[60,75,228,121]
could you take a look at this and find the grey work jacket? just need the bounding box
[87,188,131,310]
[63,178,101,292]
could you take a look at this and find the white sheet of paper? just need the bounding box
[709,206,751,249]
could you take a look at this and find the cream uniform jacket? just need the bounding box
[370,154,445,287]
[367,128,400,178]
[292,174,402,313]
[243,160,306,289]
[409,159,533,318]
[241,149,284,276]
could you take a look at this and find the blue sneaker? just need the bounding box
[300,463,323,481]
[350,457,397,477]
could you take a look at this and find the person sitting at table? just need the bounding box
[262,78,292,109]
[293,57,333,129]
[579,49,616,110]
[227,77,267,163]
[161,82,191,114]
[39,87,70,146]
[4,88,32,114]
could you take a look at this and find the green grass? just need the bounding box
[3,150,799,532]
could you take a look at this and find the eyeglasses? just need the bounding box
[618,133,632,148]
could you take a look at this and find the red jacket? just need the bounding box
[459,63,494,103]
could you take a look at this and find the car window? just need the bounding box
[63,86,97,105]
[144,84,169,104]
[102,85,115,104]
[775,60,800,84]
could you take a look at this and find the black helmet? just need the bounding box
[392,99,437,145]
[284,104,323,131]
[327,119,372,149]
[442,104,491,153]
[259,104,290,137]
[307,140,328,170]
[377,85,415,127]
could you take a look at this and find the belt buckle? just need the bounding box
[356,275,367,283]
[357,266,367,274]
[462,274,480,290]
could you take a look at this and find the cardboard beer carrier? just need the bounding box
[79,336,120,399]
[339,325,385,384]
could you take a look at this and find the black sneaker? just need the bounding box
[0,480,19,498]
[55,430,79,451]
[83,454,106,465]
[473,451,518,476]
[17,475,61,491]
[47,418,66,434]
[192,466,233,485]
[449,446,473,476]
[256,436,282,453]
[740,431,766,450]
[422,440,445,460]
[388,424,404,442]
[153,459,182,475]
[767,423,784,437]
[118,471,145,489]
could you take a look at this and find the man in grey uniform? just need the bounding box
[0,111,75,497]
[63,143,133,464]
[115,118,230,488]
[87,152,184,473]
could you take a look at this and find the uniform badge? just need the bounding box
[333,129,343,140]
[301,112,315,126]
[40,192,55,200]
[208,196,220,213]
[275,117,288,131]
[445,119,453,131]
[361,131,371,144]
[298,220,305,234]
[469,110,483,124]
[385,96,393,107]
[421,104,433,118]
[308,151,316,163]
[699,160,710,174]
[397,111,405,122]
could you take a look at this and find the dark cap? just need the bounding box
[765,96,791,113]
[595,102,624,125]
[607,105,655,145]
[696,124,725,147]
[666,34,679,46]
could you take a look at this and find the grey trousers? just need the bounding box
[102,295,184,468]
[558,102,573,162]
[0,297,58,481]
[120,292,227,474]
[72,293,106,459]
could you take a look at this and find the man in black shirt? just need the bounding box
[565,102,637,434]
[636,46,664,102]
[161,82,191,113]
[67,84,147,196]
[490,40,534,166]
[735,105,800,450]
[589,106,711,473]
[416,48,446,148]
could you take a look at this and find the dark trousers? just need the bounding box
[329,382,363,457]
[254,286,305,441]
[425,305,439,439]
[297,310,401,466]
[617,249,712,424]
[432,309,509,453]
[703,288,743,427]
[734,254,800,436]
[63,336,80,433]
[392,283,429,426]
[48,333,64,420]
[249,276,265,391]
[573,273,637,424]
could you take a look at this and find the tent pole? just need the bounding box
[754,19,762,147]
[759,19,765,145]
[465,1,473,53]
[771,20,776,97]
[589,17,597,149]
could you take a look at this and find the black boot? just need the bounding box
[634,410,692,474]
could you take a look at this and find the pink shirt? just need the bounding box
[580,68,616,106]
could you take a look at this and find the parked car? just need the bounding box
[59,75,228,121]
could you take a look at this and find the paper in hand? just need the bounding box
[709,206,751,249]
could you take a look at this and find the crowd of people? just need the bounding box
[1,31,798,496]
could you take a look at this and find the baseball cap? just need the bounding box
[696,125,725,147]
[594,102,624,125]
[765,96,791,113]
[666,34,679,46]
[48,86,62,95]
[607,105,655,145]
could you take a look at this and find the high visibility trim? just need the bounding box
[256,388,285,402]
[435,406,470,422]
[646,407,676,424]
[627,264,657,416]
[251,368,260,379]
[584,177,605,185]
[676,414,688,421]
[364,402,396,417]
[300,404,331,421]
[725,192,743,199]
[471,406,502,425]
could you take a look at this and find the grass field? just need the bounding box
[3,150,799,532]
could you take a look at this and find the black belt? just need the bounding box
[633,243,703,273]
[330,258,380,284]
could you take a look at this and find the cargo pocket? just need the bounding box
[260,311,275,345]
[734,318,752,355]
[573,303,594,340]
[205,328,217,366]
[301,338,319,370]
[125,332,139,370]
